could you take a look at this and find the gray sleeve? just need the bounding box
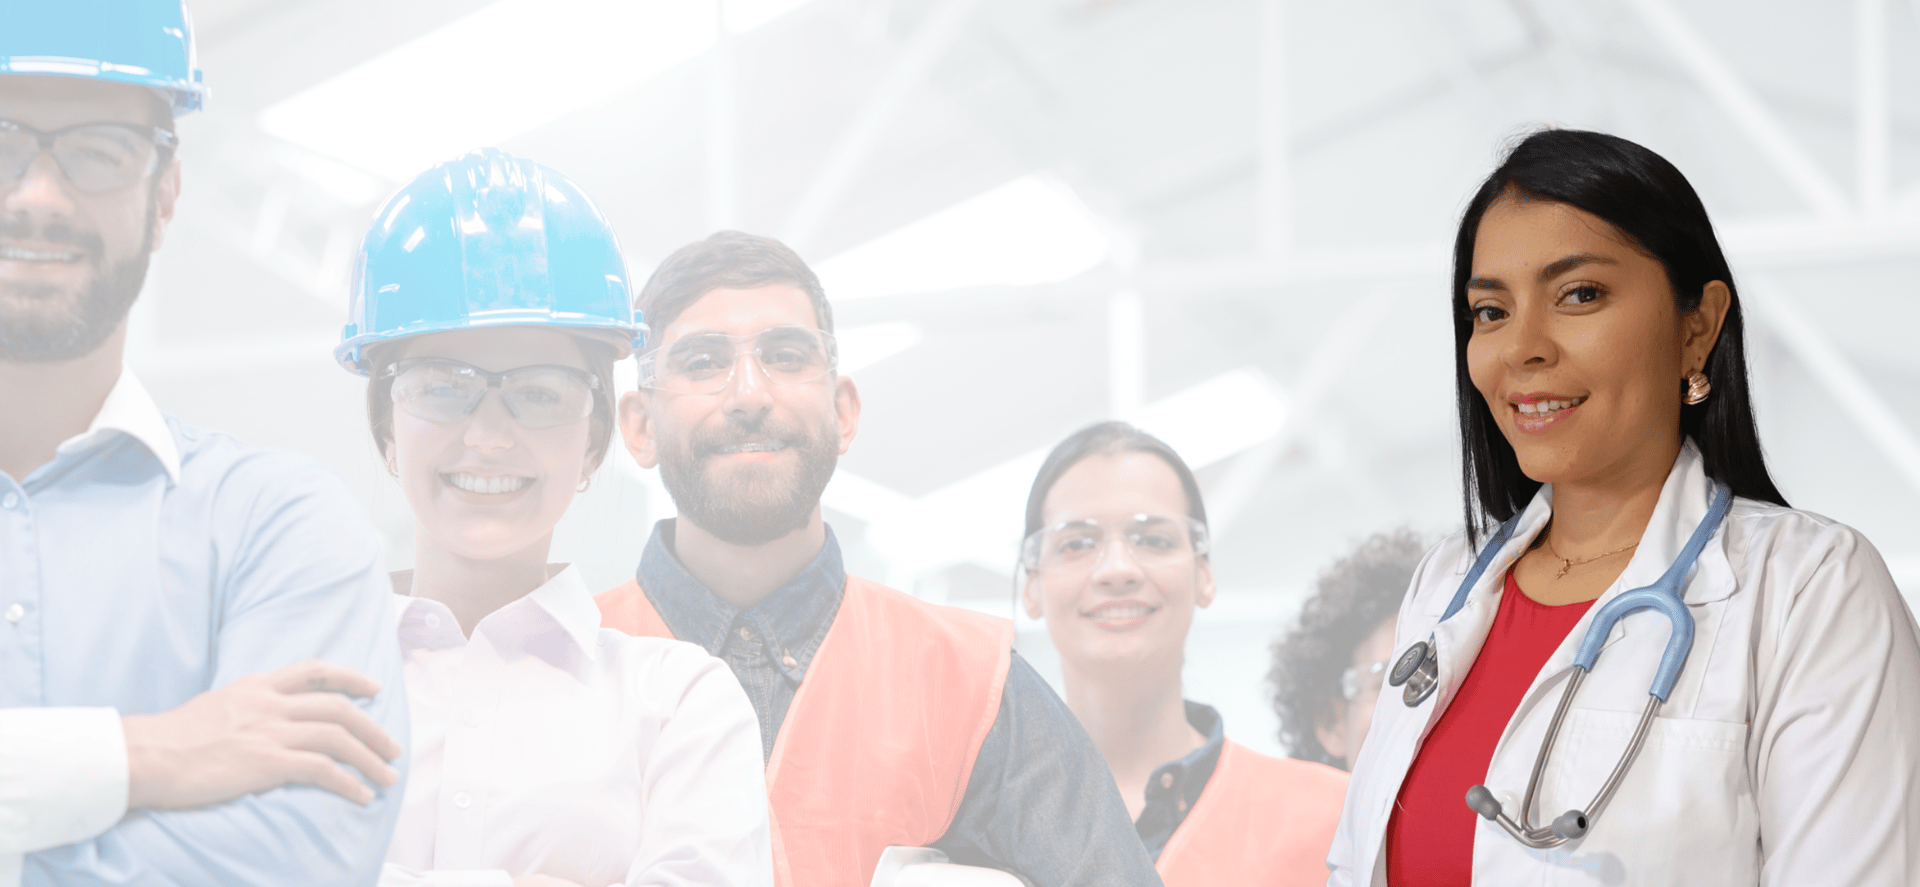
[931,652,1163,887]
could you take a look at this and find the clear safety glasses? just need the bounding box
[636,326,837,395]
[384,358,601,429]
[1340,660,1389,701]
[0,120,177,193]
[1020,514,1210,576]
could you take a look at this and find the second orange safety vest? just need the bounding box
[597,575,1014,887]
[1154,739,1349,887]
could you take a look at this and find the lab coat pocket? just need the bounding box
[1538,709,1756,887]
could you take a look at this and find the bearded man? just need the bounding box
[597,231,1162,887]
[1,4,406,885]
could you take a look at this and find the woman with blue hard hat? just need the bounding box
[337,148,772,887]
[1326,129,1920,886]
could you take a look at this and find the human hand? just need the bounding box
[511,876,588,887]
[122,660,403,810]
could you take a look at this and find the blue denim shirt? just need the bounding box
[637,520,1163,886]
[1135,702,1225,861]
[0,375,407,887]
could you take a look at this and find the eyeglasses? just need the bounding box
[384,358,601,430]
[1020,514,1210,575]
[636,326,837,395]
[0,120,177,193]
[1340,660,1389,701]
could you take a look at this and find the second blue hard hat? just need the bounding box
[336,149,645,375]
[0,0,208,114]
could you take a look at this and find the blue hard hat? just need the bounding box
[0,0,208,114]
[335,148,645,376]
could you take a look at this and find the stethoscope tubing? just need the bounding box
[1389,483,1736,848]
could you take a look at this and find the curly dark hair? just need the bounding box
[1267,529,1426,768]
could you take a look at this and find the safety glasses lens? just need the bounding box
[641,327,835,394]
[0,125,159,192]
[390,361,595,429]
[499,368,595,428]
[55,125,157,192]
[1020,515,1207,574]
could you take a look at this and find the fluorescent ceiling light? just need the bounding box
[259,0,811,181]
[814,173,1115,301]
[835,322,924,375]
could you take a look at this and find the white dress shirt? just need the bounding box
[382,566,772,887]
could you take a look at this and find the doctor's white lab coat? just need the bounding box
[1327,443,1920,886]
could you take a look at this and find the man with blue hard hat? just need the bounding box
[0,3,408,885]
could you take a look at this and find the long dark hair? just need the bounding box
[1452,129,1787,542]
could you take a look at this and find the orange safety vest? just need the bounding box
[597,575,1014,887]
[1154,740,1349,887]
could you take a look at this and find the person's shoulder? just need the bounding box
[599,630,727,680]
[1225,740,1349,793]
[169,416,353,497]
[847,575,1015,635]
[166,415,374,538]
[1722,497,1889,576]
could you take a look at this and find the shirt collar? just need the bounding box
[636,519,846,664]
[393,564,603,663]
[54,369,180,482]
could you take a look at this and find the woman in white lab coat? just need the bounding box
[1327,128,1920,886]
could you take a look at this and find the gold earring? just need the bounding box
[386,458,399,478]
[577,477,592,493]
[1684,370,1712,405]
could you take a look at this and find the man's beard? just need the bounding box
[0,209,153,363]
[658,412,839,546]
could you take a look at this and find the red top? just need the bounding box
[1384,569,1595,886]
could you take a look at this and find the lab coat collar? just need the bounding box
[394,564,604,664]
[54,370,181,483]
[1417,441,1735,717]
[1421,440,1733,619]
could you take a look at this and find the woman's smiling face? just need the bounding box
[1465,195,1725,489]
[1022,451,1215,675]
[388,326,598,563]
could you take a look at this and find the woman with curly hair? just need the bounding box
[1268,531,1426,770]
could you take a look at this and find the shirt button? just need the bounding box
[1159,773,1175,789]
[453,792,472,809]
[3,604,22,624]
[781,651,797,669]
[738,627,753,641]
[1,493,17,510]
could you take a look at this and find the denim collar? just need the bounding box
[1137,700,1226,859]
[635,519,845,681]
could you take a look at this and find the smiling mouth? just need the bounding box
[714,440,789,454]
[0,246,83,263]
[443,473,534,494]
[1514,396,1587,415]
[1084,604,1157,619]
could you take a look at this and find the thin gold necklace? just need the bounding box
[1544,533,1638,579]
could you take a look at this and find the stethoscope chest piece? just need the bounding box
[1389,637,1440,707]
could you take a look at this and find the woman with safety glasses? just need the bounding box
[1018,422,1347,887]
[335,149,772,887]
[1326,130,1920,886]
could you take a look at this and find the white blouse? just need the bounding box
[381,566,772,887]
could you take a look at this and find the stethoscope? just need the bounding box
[1385,483,1734,848]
